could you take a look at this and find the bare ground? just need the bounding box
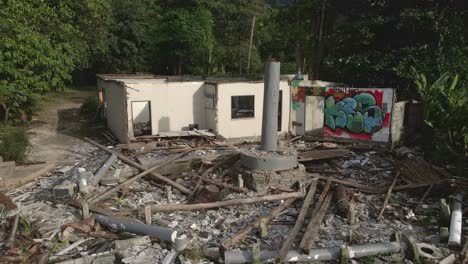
[26,89,101,165]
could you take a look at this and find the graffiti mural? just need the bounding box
[291,86,325,110]
[323,87,394,142]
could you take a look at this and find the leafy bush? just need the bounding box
[413,69,468,171]
[80,96,101,118]
[0,125,29,162]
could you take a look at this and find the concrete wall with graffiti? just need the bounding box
[323,87,394,142]
[290,80,330,135]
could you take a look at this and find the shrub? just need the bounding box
[0,125,29,162]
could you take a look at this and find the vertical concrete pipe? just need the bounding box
[448,193,463,249]
[260,61,280,152]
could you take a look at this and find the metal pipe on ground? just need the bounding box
[448,193,463,249]
[216,233,418,263]
[93,153,117,185]
[94,214,177,242]
[260,61,280,152]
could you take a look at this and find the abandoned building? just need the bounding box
[97,74,408,147]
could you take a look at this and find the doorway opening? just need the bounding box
[132,101,152,136]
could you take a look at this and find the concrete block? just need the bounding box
[53,180,76,199]
[114,236,152,252]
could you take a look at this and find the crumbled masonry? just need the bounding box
[0,135,467,263]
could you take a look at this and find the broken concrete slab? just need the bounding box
[114,236,152,252]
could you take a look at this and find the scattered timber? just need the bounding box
[189,153,240,201]
[138,192,304,213]
[307,173,381,194]
[6,214,19,248]
[298,149,350,162]
[336,184,349,218]
[377,172,399,221]
[299,192,334,253]
[89,149,192,203]
[193,175,248,193]
[221,198,297,250]
[277,180,318,261]
[84,137,191,195]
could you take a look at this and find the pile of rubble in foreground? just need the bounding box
[0,135,467,264]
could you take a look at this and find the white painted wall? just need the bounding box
[216,81,290,139]
[204,83,217,131]
[391,101,406,148]
[125,81,207,138]
[102,82,129,143]
[305,96,324,135]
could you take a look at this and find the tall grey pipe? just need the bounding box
[260,61,280,152]
[94,214,177,242]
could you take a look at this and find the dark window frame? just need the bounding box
[231,95,255,119]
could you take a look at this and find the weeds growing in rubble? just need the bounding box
[19,216,35,236]
[182,246,207,261]
[0,125,28,162]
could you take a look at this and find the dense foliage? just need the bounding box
[0,0,467,164]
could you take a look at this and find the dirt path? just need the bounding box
[26,90,99,165]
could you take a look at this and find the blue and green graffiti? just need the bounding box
[324,92,385,134]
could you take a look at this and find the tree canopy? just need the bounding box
[1,0,468,119]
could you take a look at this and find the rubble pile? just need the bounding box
[0,135,467,263]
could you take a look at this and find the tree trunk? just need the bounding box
[0,102,8,124]
[178,56,183,76]
[312,0,328,80]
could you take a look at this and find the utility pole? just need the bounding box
[247,15,256,73]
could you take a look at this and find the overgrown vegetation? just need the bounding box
[1,0,467,163]
[414,70,468,175]
[0,125,28,162]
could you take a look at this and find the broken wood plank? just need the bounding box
[277,180,318,261]
[299,191,334,253]
[298,149,350,162]
[377,172,400,221]
[138,192,304,213]
[416,181,434,209]
[6,214,19,248]
[84,137,191,195]
[221,198,297,250]
[89,149,192,203]
[307,173,382,193]
[189,153,240,201]
[336,184,349,218]
[193,174,248,193]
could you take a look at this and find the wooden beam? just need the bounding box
[377,172,400,221]
[277,180,318,261]
[89,149,192,203]
[221,198,297,250]
[299,191,334,253]
[84,137,191,195]
[140,192,304,213]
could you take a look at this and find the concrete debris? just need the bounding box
[1,135,466,263]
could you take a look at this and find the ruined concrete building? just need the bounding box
[97,74,407,147]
